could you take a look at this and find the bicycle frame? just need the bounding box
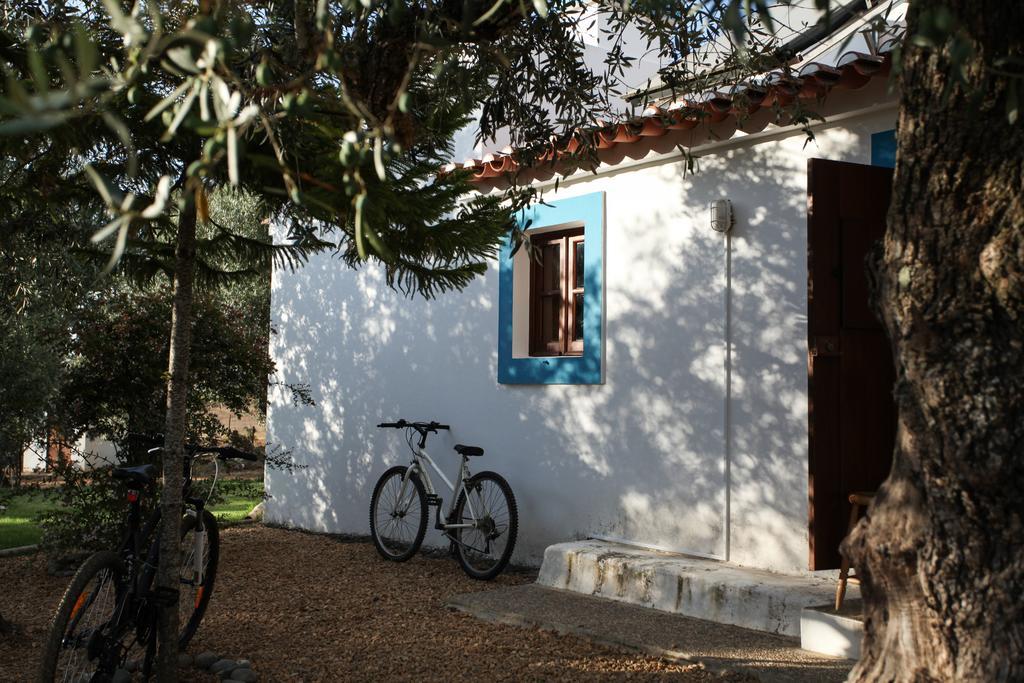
[70,492,168,680]
[119,455,212,593]
[89,458,212,672]
[47,443,257,683]
[400,445,479,531]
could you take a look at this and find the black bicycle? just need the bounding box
[38,444,256,682]
[370,420,518,580]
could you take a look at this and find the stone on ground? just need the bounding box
[196,651,219,669]
[210,658,237,674]
[246,502,264,521]
[230,668,258,682]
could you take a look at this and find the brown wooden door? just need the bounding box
[807,158,897,570]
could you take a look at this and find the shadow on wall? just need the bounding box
[265,124,862,572]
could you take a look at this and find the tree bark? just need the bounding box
[154,194,198,682]
[846,2,1024,681]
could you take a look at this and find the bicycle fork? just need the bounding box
[184,508,207,586]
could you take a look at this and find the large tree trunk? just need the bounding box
[846,2,1024,680]
[154,195,198,682]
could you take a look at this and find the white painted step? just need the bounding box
[537,540,858,637]
[801,601,864,660]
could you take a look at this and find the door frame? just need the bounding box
[806,158,896,570]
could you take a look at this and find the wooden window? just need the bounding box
[529,228,584,356]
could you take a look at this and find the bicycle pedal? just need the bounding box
[425,494,442,506]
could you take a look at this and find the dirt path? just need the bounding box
[2,525,751,681]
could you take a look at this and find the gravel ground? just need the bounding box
[1,525,752,682]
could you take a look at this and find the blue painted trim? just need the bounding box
[498,191,605,385]
[871,129,896,168]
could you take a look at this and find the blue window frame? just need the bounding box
[871,129,896,168]
[498,191,605,385]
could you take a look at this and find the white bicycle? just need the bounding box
[370,420,518,580]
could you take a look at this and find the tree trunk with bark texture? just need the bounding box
[154,195,198,682]
[846,2,1024,681]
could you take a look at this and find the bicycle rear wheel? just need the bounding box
[179,509,219,649]
[369,465,428,562]
[452,472,518,580]
[38,550,133,682]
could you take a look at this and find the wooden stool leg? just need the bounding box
[835,555,850,611]
[834,502,862,611]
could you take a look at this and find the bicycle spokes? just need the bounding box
[56,570,118,683]
[375,473,423,553]
[458,480,512,566]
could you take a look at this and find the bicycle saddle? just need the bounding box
[454,444,484,457]
[112,463,156,487]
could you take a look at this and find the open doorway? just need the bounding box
[807,158,898,570]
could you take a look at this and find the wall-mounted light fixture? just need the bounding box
[709,199,734,234]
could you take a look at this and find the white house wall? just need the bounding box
[21,440,46,473]
[266,106,896,573]
[78,436,119,469]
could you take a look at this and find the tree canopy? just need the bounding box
[0,1,821,289]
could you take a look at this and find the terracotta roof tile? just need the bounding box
[446,28,903,186]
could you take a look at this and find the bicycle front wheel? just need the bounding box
[452,471,518,580]
[38,550,130,682]
[179,509,220,649]
[369,465,427,562]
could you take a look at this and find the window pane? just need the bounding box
[574,241,584,289]
[542,295,560,344]
[573,293,584,341]
[543,244,561,291]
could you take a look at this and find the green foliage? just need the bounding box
[0,185,276,473]
[0,323,61,471]
[0,0,527,297]
[0,217,98,477]
[0,1,821,293]
[0,188,276,470]
[32,461,265,557]
[37,458,133,558]
[57,284,273,458]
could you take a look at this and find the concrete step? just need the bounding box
[800,599,864,660]
[537,540,858,637]
[447,584,855,683]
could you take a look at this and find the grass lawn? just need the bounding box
[0,490,54,549]
[208,480,265,524]
[0,480,263,550]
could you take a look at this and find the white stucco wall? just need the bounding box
[18,435,119,473]
[21,440,46,473]
[266,100,896,573]
[78,436,119,469]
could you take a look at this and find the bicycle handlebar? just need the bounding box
[377,420,450,432]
